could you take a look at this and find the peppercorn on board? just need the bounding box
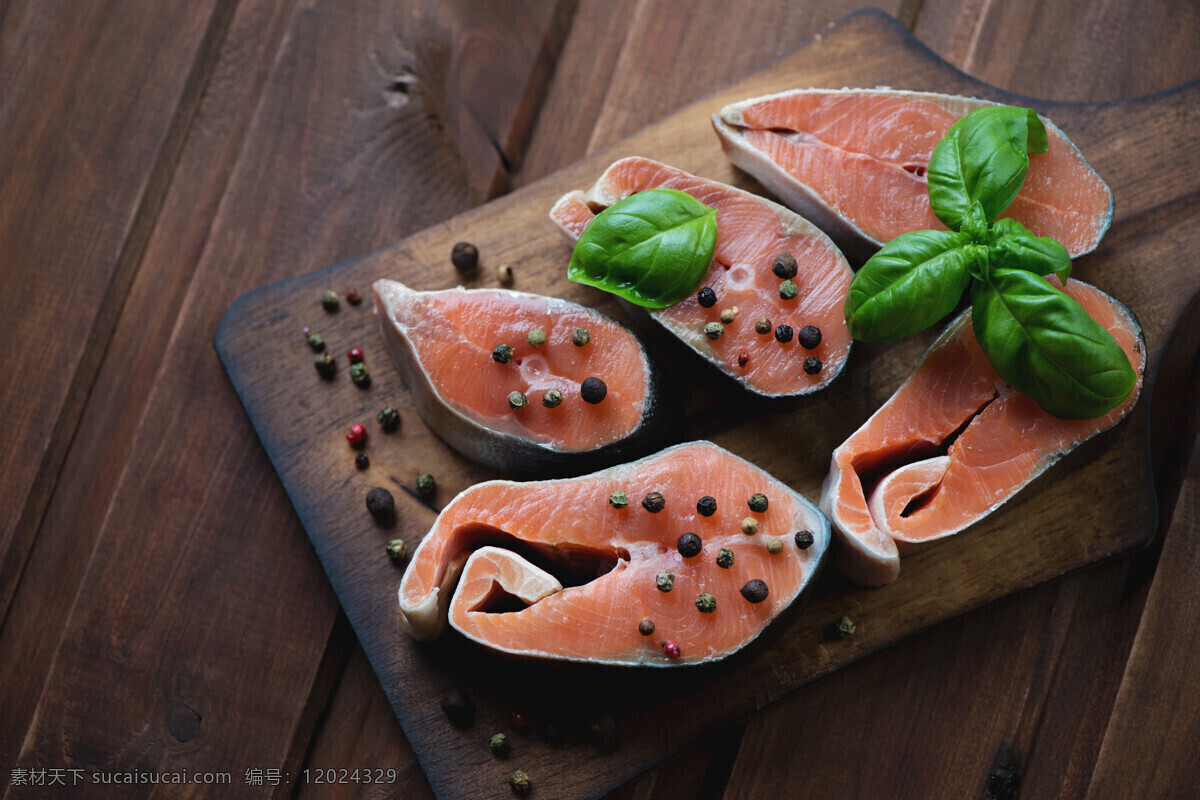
[215,11,1200,800]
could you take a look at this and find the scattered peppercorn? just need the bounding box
[720,307,738,324]
[642,491,665,512]
[794,530,815,549]
[305,330,325,351]
[451,241,479,272]
[736,350,750,367]
[695,592,717,613]
[638,618,655,636]
[355,452,370,470]
[346,424,368,449]
[509,770,531,795]
[320,290,339,312]
[365,487,395,521]
[748,493,769,512]
[704,321,724,340]
[509,711,528,732]
[349,362,370,387]
[492,343,513,364]
[740,517,759,536]
[766,537,783,554]
[803,357,823,375]
[386,538,407,562]
[496,264,513,284]
[571,327,590,346]
[588,713,617,751]
[798,324,822,349]
[347,346,364,364]
[677,532,702,558]
[716,547,734,568]
[508,391,527,410]
[607,491,629,509]
[377,406,401,432]
[697,287,717,307]
[345,288,362,305]
[490,733,511,758]
[526,328,546,348]
[740,579,769,603]
[416,473,436,500]
[835,616,856,638]
[315,352,336,379]
[775,324,794,343]
[440,689,474,727]
[580,376,607,404]
[662,641,681,659]
[541,389,563,408]
[779,279,799,300]
[755,317,772,334]
[696,495,717,517]
[656,571,675,592]
[772,252,798,279]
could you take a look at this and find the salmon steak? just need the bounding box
[551,157,854,399]
[712,89,1113,263]
[398,441,831,666]
[820,279,1145,586]
[373,280,670,476]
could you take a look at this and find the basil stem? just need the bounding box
[987,218,1072,284]
[971,269,1136,419]
[568,188,717,309]
[928,106,1049,230]
[846,230,981,341]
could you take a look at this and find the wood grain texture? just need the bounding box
[215,10,1200,799]
[4,2,576,798]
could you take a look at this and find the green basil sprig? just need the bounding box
[845,105,1135,419]
[568,188,718,308]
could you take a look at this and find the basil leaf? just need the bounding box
[928,106,1048,229]
[972,269,1136,419]
[568,188,717,308]
[846,230,978,341]
[988,218,1072,283]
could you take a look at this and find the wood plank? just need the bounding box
[214,11,1200,798]
[4,2,577,798]
[0,0,225,629]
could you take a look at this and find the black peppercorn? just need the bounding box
[696,495,717,517]
[441,689,475,727]
[697,287,717,308]
[580,376,607,404]
[798,325,822,349]
[365,487,394,521]
[740,579,769,603]
[748,493,769,512]
[803,357,823,375]
[451,241,478,272]
[355,453,369,470]
[775,324,793,344]
[638,618,655,636]
[794,530,815,549]
[772,252,798,279]
[677,532,702,557]
[642,492,665,513]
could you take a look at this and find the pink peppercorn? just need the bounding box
[347,424,368,449]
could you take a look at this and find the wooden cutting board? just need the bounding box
[215,11,1200,800]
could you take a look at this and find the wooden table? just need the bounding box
[3,2,1199,798]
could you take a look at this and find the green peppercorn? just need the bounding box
[766,536,783,554]
[716,547,734,568]
[740,579,769,604]
[794,530,815,549]
[608,491,629,509]
[542,389,563,408]
[320,290,339,312]
[416,473,436,500]
[779,279,799,300]
[773,252,798,279]
[695,592,717,613]
[508,391,527,410]
[836,616,856,638]
[490,733,510,758]
[656,571,674,592]
[704,321,724,340]
[748,493,769,512]
[638,618,655,636]
[642,491,665,513]
[349,362,370,387]
[526,328,547,348]
[696,495,717,517]
[509,770,531,795]
[305,331,325,351]
[740,517,759,536]
[755,318,772,335]
[314,352,336,379]
[571,327,591,347]
[386,538,407,563]
[377,406,401,432]
[492,343,514,364]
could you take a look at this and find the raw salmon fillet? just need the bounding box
[820,279,1144,586]
[713,89,1114,263]
[399,441,831,666]
[374,280,670,476]
[551,157,853,399]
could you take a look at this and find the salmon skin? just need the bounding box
[820,279,1145,586]
[398,441,831,666]
[373,280,671,476]
[712,89,1114,264]
[551,157,854,400]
